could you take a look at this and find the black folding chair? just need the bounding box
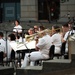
[53,42,68,59]
[35,45,54,66]
[0,52,3,65]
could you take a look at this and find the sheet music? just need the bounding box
[10,40,36,52]
[10,42,17,52]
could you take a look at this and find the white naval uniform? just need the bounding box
[21,34,52,68]
[51,33,62,54]
[0,39,6,53]
[13,25,22,33]
[63,30,75,53]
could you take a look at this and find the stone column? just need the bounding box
[20,0,38,21]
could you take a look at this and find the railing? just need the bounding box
[60,0,69,3]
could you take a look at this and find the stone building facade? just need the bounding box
[60,0,75,18]
[0,0,75,22]
[20,0,38,21]
[20,0,75,22]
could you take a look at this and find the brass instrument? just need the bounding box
[25,33,37,42]
[25,29,51,42]
[25,28,61,42]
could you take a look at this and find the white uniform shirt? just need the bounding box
[64,30,75,52]
[36,34,52,58]
[51,33,62,54]
[13,25,22,33]
[0,39,6,53]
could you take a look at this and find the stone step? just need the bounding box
[16,59,75,75]
[0,66,14,75]
[16,66,43,75]
[39,68,75,75]
[21,66,42,70]
[42,59,72,73]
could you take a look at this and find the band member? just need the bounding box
[51,25,62,54]
[62,24,75,54]
[13,20,22,34]
[62,24,69,37]
[27,28,34,35]
[0,32,6,58]
[25,28,35,42]
[21,25,52,68]
[8,33,16,60]
[34,25,39,33]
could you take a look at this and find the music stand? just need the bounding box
[23,42,31,63]
[24,40,36,64]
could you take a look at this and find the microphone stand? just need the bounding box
[3,29,12,66]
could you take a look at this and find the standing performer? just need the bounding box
[13,20,22,34]
[62,24,75,55]
[21,26,52,68]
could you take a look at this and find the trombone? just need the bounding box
[25,28,61,42]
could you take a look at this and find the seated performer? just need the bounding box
[0,32,7,58]
[25,28,35,42]
[27,28,34,35]
[21,25,52,68]
[61,24,69,53]
[62,23,69,37]
[8,33,16,60]
[34,25,39,33]
[16,33,25,43]
[51,25,62,54]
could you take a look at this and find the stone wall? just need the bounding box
[60,0,75,18]
[20,0,75,22]
[20,0,38,21]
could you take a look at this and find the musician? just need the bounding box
[21,25,52,68]
[62,24,75,54]
[34,25,39,33]
[68,22,73,30]
[51,25,62,54]
[0,32,6,58]
[62,24,69,37]
[16,33,25,43]
[13,20,22,34]
[27,28,34,35]
[7,33,16,60]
